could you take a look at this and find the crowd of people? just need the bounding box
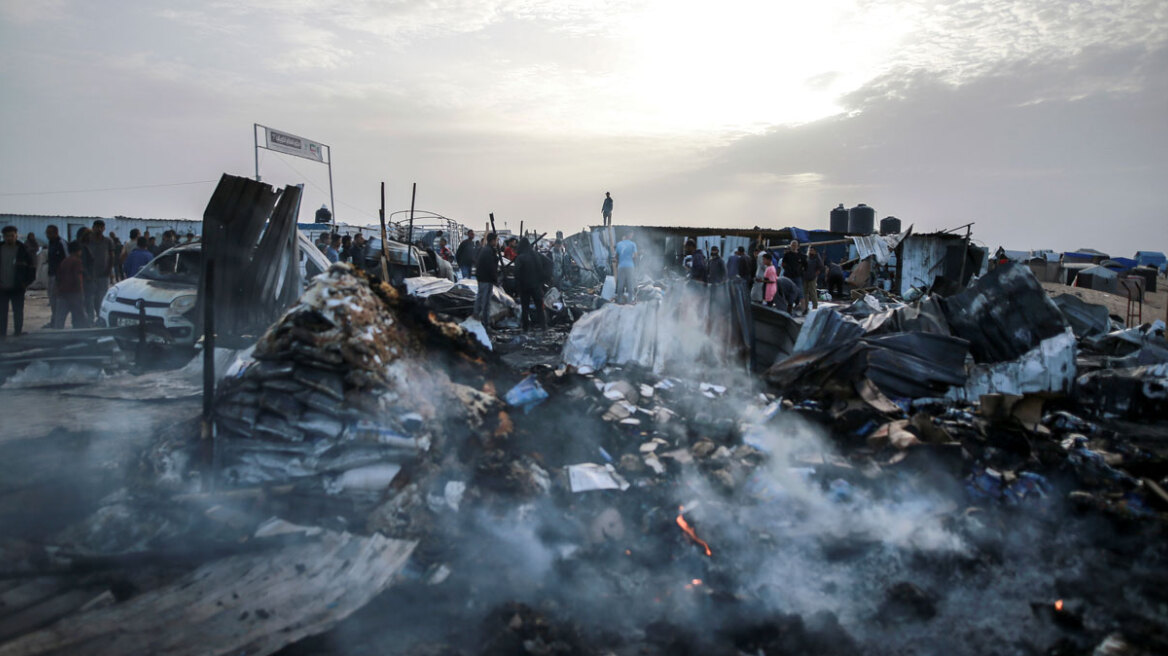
[0,222,199,336]
[680,238,847,316]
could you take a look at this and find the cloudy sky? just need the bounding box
[1,0,1165,254]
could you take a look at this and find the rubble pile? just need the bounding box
[4,261,1168,656]
[205,263,497,514]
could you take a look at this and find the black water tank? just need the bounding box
[830,204,849,233]
[848,203,875,234]
[880,216,901,235]
[314,204,332,224]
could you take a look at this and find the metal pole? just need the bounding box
[405,182,417,270]
[327,144,336,233]
[202,259,216,479]
[957,224,972,287]
[379,182,389,281]
[253,124,261,182]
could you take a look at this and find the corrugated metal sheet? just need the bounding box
[898,235,953,296]
[851,232,907,266]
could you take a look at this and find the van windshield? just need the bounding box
[137,249,202,285]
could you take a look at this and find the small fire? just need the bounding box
[1054,599,1064,612]
[676,506,712,557]
[692,579,702,586]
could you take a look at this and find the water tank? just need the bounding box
[880,216,901,235]
[314,204,332,224]
[848,203,875,234]
[829,204,849,233]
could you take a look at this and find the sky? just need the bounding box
[1,0,1165,255]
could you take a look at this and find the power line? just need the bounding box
[269,155,375,222]
[0,179,219,197]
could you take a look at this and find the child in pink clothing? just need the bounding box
[762,253,778,305]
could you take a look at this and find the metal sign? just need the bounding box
[264,127,326,163]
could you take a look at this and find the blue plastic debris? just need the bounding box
[598,446,614,463]
[828,479,854,502]
[504,375,549,414]
[966,467,1051,506]
[854,420,879,437]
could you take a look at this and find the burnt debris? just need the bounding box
[1,224,1166,656]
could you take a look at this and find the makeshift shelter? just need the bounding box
[1134,250,1166,272]
[1073,265,1119,294]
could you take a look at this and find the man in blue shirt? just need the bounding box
[123,237,154,278]
[613,232,637,304]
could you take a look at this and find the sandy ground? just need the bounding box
[1,287,54,335]
[1041,279,1168,324]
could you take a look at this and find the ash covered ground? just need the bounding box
[1,262,1166,656]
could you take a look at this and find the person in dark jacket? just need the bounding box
[515,238,548,331]
[45,224,66,328]
[123,237,154,278]
[687,241,708,282]
[780,240,806,314]
[803,246,824,311]
[707,246,726,283]
[826,260,846,299]
[53,242,89,329]
[0,225,35,337]
[455,230,478,280]
[474,232,499,323]
[726,247,743,285]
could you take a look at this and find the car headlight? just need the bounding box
[168,295,197,316]
[104,287,118,304]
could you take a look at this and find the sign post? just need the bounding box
[254,124,335,230]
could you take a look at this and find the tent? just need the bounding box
[1073,265,1118,294]
[1135,251,1167,272]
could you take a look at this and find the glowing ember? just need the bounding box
[1055,599,1064,612]
[692,579,702,586]
[676,506,712,557]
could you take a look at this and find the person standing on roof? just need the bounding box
[613,232,638,304]
[455,229,477,280]
[601,192,614,226]
[474,232,500,324]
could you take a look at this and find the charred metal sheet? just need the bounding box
[0,530,416,656]
[792,307,864,354]
[1051,293,1111,339]
[767,331,969,400]
[949,328,1077,401]
[197,174,302,344]
[1076,362,1168,419]
[751,303,800,370]
[939,263,1068,364]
